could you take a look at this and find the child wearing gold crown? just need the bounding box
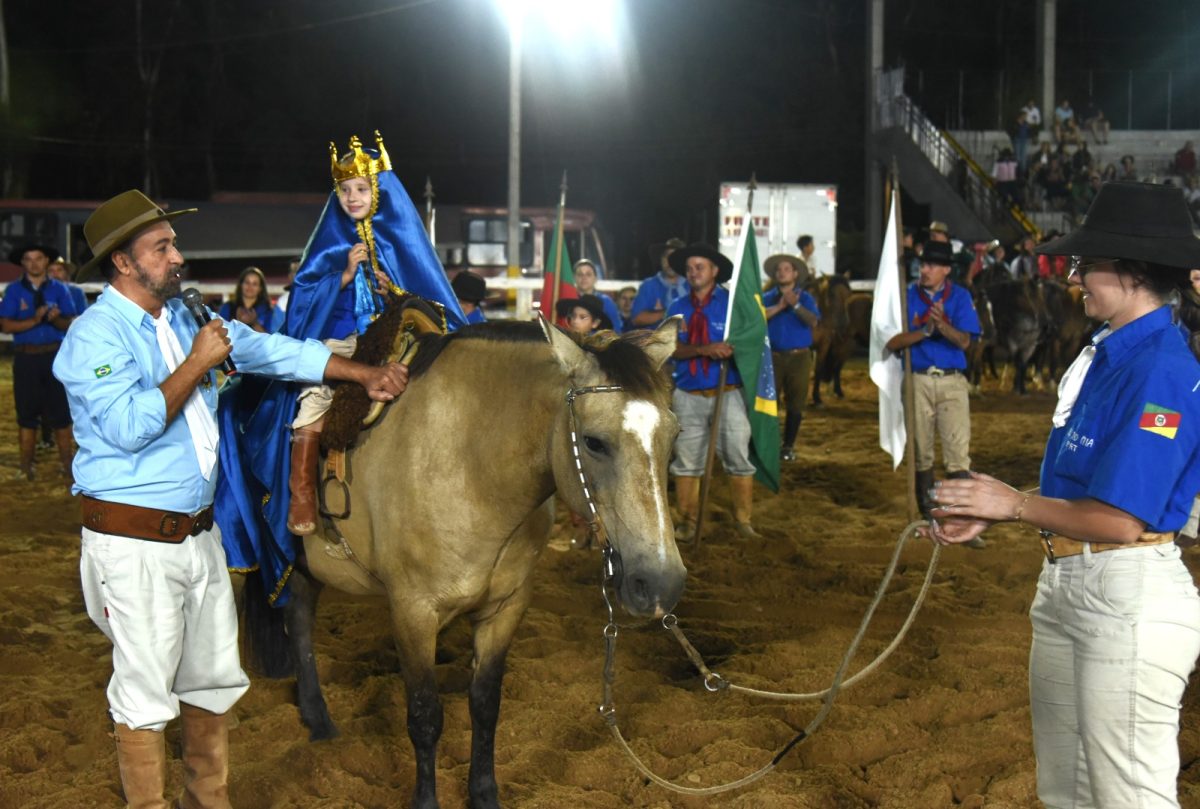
[222,133,466,550]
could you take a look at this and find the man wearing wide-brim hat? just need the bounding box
[629,236,689,329]
[53,189,411,808]
[884,238,982,535]
[451,269,488,324]
[925,181,1200,808]
[663,243,761,539]
[762,254,820,462]
[0,242,80,481]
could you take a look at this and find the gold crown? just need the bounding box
[329,130,392,184]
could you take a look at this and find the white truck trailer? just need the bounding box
[717,182,838,280]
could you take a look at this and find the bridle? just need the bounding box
[564,383,625,586]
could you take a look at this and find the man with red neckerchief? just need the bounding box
[885,239,982,530]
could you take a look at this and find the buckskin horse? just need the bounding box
[243,319,688,809]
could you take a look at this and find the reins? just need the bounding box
[564,384,625,551]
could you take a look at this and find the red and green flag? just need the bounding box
[1139,402,1181,439]
[725,217,781,492]
[540,207,576,326]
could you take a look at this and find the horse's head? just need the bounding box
[540,318,687,619]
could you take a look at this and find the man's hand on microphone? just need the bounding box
[188,319,233,371]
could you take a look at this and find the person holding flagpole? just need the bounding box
[666,244,761,540]
[884,239,981,534]
[927,182,1200,809]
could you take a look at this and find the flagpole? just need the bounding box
[890,161,919,522]
[423,176,435,241]
[549,170,568,324]
[692,173,756,548]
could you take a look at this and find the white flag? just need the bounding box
[868,189,906,469]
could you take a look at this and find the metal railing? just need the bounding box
[879,92,1038,242]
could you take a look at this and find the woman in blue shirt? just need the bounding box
[218,266,273,333]
[762,253,819,461]
[928,182,1200,809]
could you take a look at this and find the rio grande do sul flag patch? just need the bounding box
[1139,402,1181,439]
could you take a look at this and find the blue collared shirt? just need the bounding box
[53,285,332,512]
[0,277,78,345]
[631,272,689,326]
[464,307,487,325]
[906,281,980,371]
[667,287,743,391]
[1041,306,1200,532]
[764,287,820,350]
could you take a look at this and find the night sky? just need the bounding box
[4,0,1198,277]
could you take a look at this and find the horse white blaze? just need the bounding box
[622,400,671,561]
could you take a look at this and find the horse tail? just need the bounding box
[241,572,295,679]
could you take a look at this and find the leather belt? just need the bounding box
[774,347,812,355]
[913,366,962,377]
[1039,529,1176,564]
[13,343,61,355]
[81,496,214,543]
[683,383,743,398]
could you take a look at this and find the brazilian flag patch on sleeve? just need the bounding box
[94,364,112,378]
[1139,402,1181,439]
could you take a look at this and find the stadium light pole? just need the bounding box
[498,0,620,291]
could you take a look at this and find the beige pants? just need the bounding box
[292,335,357,429]
[911,372,971,473]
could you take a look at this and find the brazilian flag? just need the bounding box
[724,222,781,492]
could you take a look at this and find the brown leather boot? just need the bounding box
[287,427,322,536]
[673,475,701,540]
[179,703,232,809]
[113,724,169,809]
[730,475,761,539]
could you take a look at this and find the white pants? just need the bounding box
[80,526,250,731]
[1030,543,1200,808]
[292,334,357,429]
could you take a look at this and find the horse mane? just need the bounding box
[408,321,672,401]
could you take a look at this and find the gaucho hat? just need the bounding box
[554,294,613,330]
[451,270,487,304]
[1036,182,1200,269]
[919,240,955,267]
[763,253,811,285]
[77,190,198,281]
[8,243,60,265]
[667,243,735,284]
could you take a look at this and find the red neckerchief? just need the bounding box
[687,287,715,375]
[913,280,953,328]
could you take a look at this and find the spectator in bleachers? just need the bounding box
[1073,171,1102,222]
[1183,175,1200,226]
[1009,236,1038,280]
[1072,141,1093,175]
[1119,154,1138,182]
[1053,99,1081,145]
[992,147,1020,205]
[1021,98,1042,132]
[1080,99,1110,145]
[1039,157,1071,212]
[1101,162,1119,182]
[1174,141,1196,178]
[1011,109,1032,172]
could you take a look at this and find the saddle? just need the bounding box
[318,294,446,518]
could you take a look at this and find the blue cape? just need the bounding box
[215,168,465,605]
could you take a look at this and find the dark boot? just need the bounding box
[179,703,232,809]
[287,428,322,536]
[915,469,935,518]
[781,413,803,461]
[113,724,169,809]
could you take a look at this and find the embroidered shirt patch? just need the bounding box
[94,365,112,378]
[1139,402,1181,439]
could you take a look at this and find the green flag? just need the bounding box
[724,220,781,492]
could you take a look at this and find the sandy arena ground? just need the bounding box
[1,355,1198,808]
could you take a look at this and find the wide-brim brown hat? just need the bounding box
[763,253,810,284]
[8,243,60,265]
[554,294,613,330]
[667,243,734,284]
[1037,182,1200,269]
[77,190,198,281]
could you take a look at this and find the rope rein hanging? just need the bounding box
[565,384,624,549]
[598,520,942,797]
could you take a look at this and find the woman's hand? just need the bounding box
[922,516,994,546]
[341,243,370,288]
[928,471,1026,522]
[236,306,266,332]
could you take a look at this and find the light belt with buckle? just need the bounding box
[1039,529,1176,564]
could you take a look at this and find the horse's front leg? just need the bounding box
[468,597,530,809]
[392,604,443,809]
[283,566,339,741]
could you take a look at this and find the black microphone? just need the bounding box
[181,288,237,376]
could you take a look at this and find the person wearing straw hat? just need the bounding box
[927,182,1200,808]
[762,253,819,462]
[0,243,79,482]
[52,189,409,809]
[665,243,760,540]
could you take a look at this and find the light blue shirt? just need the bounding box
[53,285,332,512]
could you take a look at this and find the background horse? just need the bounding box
[243,319,687,809]
[809,274,855,406]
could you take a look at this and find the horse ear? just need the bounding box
[539,313,591,376]
[643,316,682,370]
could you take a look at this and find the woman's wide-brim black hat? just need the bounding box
[667,243,734,284]
[1036,181,1200,269]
